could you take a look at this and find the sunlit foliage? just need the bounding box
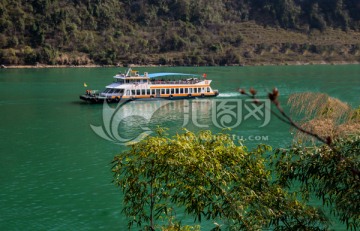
[273,135,360,230]
[112,128,329,230]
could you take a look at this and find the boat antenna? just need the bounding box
[126,68,131,76]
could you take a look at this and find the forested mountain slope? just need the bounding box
[1,0,360,66]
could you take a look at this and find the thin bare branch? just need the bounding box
[239,88,360,178]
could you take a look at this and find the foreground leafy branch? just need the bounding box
[239,88,360,229]
[111,89,359,230]
[273,136,360,230]
[112,129,329,230]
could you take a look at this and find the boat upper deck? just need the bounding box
[150,78,202,85]
[114,68,200,79]
[106,79,210,89]
[108,68,212,88]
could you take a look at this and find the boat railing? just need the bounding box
[150,79,201,85]
[86,90,99,96]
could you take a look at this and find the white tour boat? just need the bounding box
[80,68,219,103]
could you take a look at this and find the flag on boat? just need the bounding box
[202,73,207,78]
[83,82,87,87]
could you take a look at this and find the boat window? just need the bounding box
[147,89,150,95]
[175,88,179,94]
[171,89,174,94]
[131,90,135,95]
[198,88,201,92]
[180,88,184,94]
[185,88,188,93]
[161,89,165,94]
[151,89,155,95]
[126,90,130,95]
[194,88,197,93]
[142,89,146,95]
[103,88,111,93]
[108,89,115,94]
[114,89,121,94]
[207,87,211,92]
[136,89,141,95]
[166,89,170,94]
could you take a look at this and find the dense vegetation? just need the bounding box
[112,129,359,230]
[1,0,360,66]
[111,91,360,230]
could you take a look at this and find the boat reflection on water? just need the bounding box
[93,99,214,145]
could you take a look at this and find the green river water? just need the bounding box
[0,65,359,230]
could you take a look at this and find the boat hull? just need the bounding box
[80,92,219,103]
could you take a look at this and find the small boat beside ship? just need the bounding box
[80,68,219,103]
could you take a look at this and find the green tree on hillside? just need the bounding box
[1,0,360,65]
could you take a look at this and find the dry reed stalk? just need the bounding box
[288,92,359,142]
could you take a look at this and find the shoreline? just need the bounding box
[1,60,359,69]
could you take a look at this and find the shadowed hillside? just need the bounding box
[1,0,360,66]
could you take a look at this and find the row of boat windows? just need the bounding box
[131,87,211,95]
[115,79,199,84]
[103,87,211,95]
[102,89,124,94]
[116,79,145,84]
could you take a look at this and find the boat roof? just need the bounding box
[113,72,200,80]
[106,83,122,88]
[147,73,199,78]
